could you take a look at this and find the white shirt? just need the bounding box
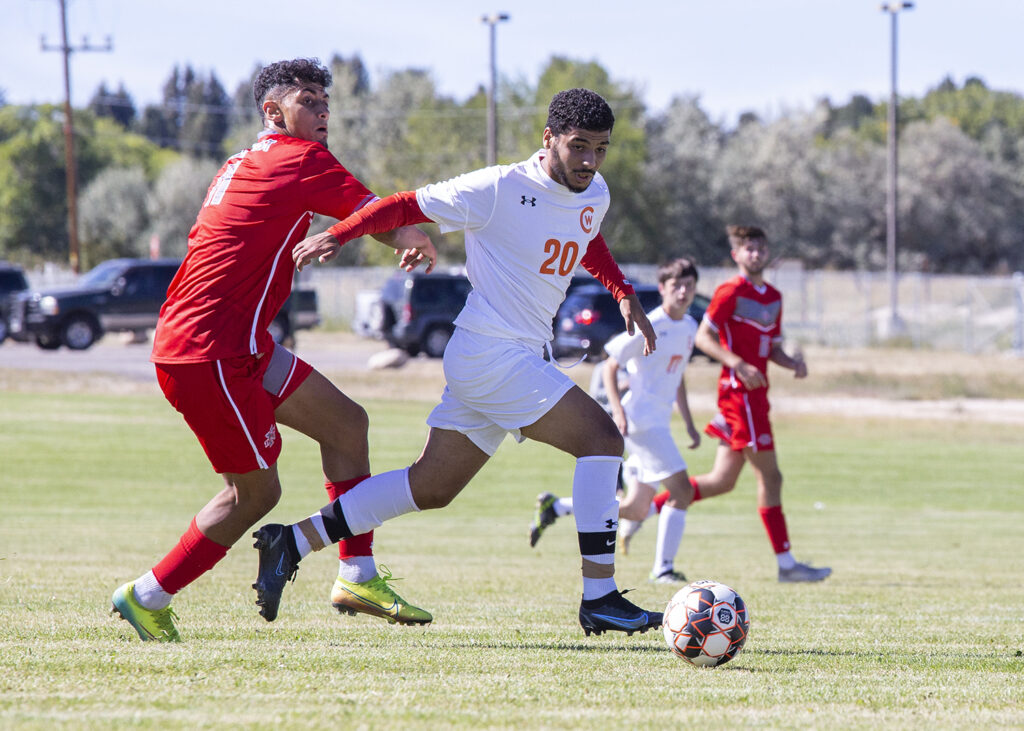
[604,306,698,431]
[416,150,610,347]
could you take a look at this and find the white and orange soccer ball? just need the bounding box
[662,579,750,667]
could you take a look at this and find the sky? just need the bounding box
[2,0,1022,124]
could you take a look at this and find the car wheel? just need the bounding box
[61,314,100,350]
[36,333,61,350]
[423,326,452,358]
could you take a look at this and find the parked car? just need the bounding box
[8,258,319,350]
[552,283,710,361]
[0,262,31,345]
[377,270,473,358]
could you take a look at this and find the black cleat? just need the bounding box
[252,523,300,622]
[528,492,559,548]
[579,589,663,637]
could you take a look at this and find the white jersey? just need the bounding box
[604,306,698,431]
[416,149,610,347]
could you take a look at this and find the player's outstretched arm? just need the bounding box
[618,295,657,355]
[602,356,629,436]
[675,375,701,449]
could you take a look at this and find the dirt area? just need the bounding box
[2,331,1023,424]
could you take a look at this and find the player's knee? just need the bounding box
[584,421,623,457]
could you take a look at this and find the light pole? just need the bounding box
[880,1,912,335]
[481,12,510,166]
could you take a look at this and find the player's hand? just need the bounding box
[792,356,808,379]
[735,361,767,390]
[619,294,657,355]
[686,424,701,450]
[392,227,437,274]
[293,231,340,272]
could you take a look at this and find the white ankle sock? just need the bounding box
[133,570,172,610]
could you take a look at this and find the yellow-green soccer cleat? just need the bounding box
[110,582,181,642]
[330,565,433,626]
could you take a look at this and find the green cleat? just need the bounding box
[331,565,433,625]
[111,582,181,642]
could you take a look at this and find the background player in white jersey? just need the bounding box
[529,258,703,585]
[252,88,666,637]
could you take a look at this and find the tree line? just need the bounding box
[1,55,1022,273]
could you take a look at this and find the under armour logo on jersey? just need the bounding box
[605,518,617,530]
[521,195,536,206]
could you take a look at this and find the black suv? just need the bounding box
[378,271,473,358]
[552,283,710,361]
[0,262,31,344]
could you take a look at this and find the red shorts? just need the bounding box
[155,344,313,474]
[704,385,774,452]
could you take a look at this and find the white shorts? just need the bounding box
[623,426,688,485]
[426,328,576,456]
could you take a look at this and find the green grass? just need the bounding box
[1,391,1022,729]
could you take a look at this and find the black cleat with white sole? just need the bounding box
[579,589,663,637]
[252,523,300,622]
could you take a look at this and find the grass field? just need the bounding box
[1,386,1023,729]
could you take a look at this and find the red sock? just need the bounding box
[689,477,702,502]
[326,475,372,559]
[652,490,670,513]
[758,505,791,554]
[151,517,229,594]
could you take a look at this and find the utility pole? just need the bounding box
[41,0,113,274]
[481,13,509,166]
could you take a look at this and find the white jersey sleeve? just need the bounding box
[416,167,500,234]
[415,150,611,346]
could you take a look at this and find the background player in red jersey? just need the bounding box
[110,58,437,642]
[689,225,831,582]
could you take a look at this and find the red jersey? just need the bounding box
[703,275,783,392]
[152,133,375,363]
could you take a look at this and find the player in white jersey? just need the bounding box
[253,89,665,637]
[529,258,702,584]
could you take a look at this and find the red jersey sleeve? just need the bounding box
[580,233,635,301]
[704,279,738,332]
[326,191,431,243]
[299,146,377,220]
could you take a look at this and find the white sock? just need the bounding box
[652,505,687,576]
[337,556,377,583]
[572,455,622,600]
[619,517,642,539]
[292,511,330,560]
[133,570,172,610]
[776,550,796,570]
[339,467,420,536]
[554,497,574,517]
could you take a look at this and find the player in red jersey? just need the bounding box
[689,225,831,582]
[110,58,437,642]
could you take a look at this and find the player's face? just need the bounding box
[542,127,611,193]
[732,238,769,276]
[659,274,697,316]
[267,84,331,147]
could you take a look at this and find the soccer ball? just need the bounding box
[662,579,750,667]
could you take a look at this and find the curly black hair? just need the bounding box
[253,58,332,115]
[545,88,615,136]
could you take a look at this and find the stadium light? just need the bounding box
[481,13,510,166]
[880,1,913,336]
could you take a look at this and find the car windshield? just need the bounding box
[78,260,127,289]
[0,270,28,291]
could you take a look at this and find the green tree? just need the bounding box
[79,166,150,260]
[145,156,220,259]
